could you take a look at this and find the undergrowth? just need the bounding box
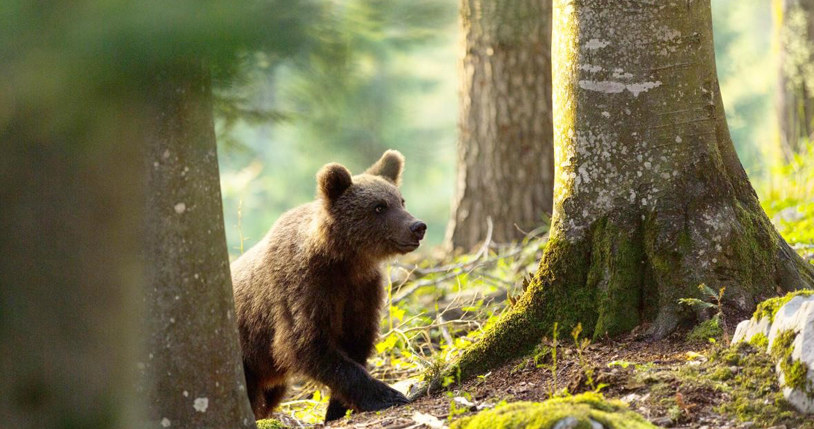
[759,142,814,253]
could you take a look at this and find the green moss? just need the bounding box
[711,366,735,381]
[256,419,286,429]
[702,343,808,427]
[451,234,595,383]
[687,318,723,342]
[770,329,797,362]
[450,393,657,429]
[716,348,742,366]
[730,201,780,297]
[781,359,810,392]
[771,329,813,396]
[589,217,645,339]
[748,332,769,349]
[754,290,814,322]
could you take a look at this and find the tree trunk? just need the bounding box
[775,0,814,159]
[140,60,256,428]
[446,0,554,251]
[0,90,144,429]
[451,0,814,381]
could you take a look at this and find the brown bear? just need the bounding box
[230,150,426,422]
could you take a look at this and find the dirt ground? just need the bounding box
[282,327,808,429]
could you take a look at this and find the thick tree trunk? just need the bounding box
[451,0,814,381]
[0,94,144,429]
[140,61,256,428]
[775,0,814,159]
[446,0,554,251]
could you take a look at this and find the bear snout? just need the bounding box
[410,221,427,240]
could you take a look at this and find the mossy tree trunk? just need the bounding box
[452,0,814,381]
[140,60,256,428]
[775,0,814,159]
[446,0,554,251]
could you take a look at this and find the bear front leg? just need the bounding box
[323,325,378,422]
[296,335,408,414]
[324,397,349,422]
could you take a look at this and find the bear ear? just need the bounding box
[317,163,352,202]
[365,149,404,186]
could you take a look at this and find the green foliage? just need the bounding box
[2,0,316,126]
[450,393,657,429]
[679,284,727,342]
[687,318,724,343]
[711,0,774,176]
[571,324,603,393]
[758,142,814,247]
[218,0,457,253]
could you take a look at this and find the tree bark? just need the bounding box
[0,87,144,429]
[451,0,814,381]
[775,0,814,159]
[446,0,554,251]
[140,60,256,428]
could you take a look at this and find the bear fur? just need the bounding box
[231,150,426,422]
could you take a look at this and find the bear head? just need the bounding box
[316,150,426,259]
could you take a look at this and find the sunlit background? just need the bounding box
[217,0,777,258]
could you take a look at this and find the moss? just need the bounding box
[770,329,797,362]
[748,332,769,349]
[716,348,742,366]
[687,318,722,342]
[754,290,814,322]
[781,359,811,392]
[729,201,780,297]
[450,393,657,429]
[256,419,286,429]
[588,216,645,339]
[771,329,814,396]
[451,234,594,383]
[711,366,735,381]
[703,343,809,427]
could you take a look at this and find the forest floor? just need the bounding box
[261,246,814,429]
[270,324,812,429]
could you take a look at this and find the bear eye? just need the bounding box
[374,203,387,214]
[401,198,406,207]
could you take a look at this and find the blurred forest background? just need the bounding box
[217,0,787,256]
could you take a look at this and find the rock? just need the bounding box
[732,315,770,344]
[650,416,673,427]
[731,291,814,414]
[552,417,579,429]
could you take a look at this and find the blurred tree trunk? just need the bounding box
[0,89,144,429]
[449,0,814,381]
[445,0,554,251]
[140,60,256,428]
[775,0,814,159]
